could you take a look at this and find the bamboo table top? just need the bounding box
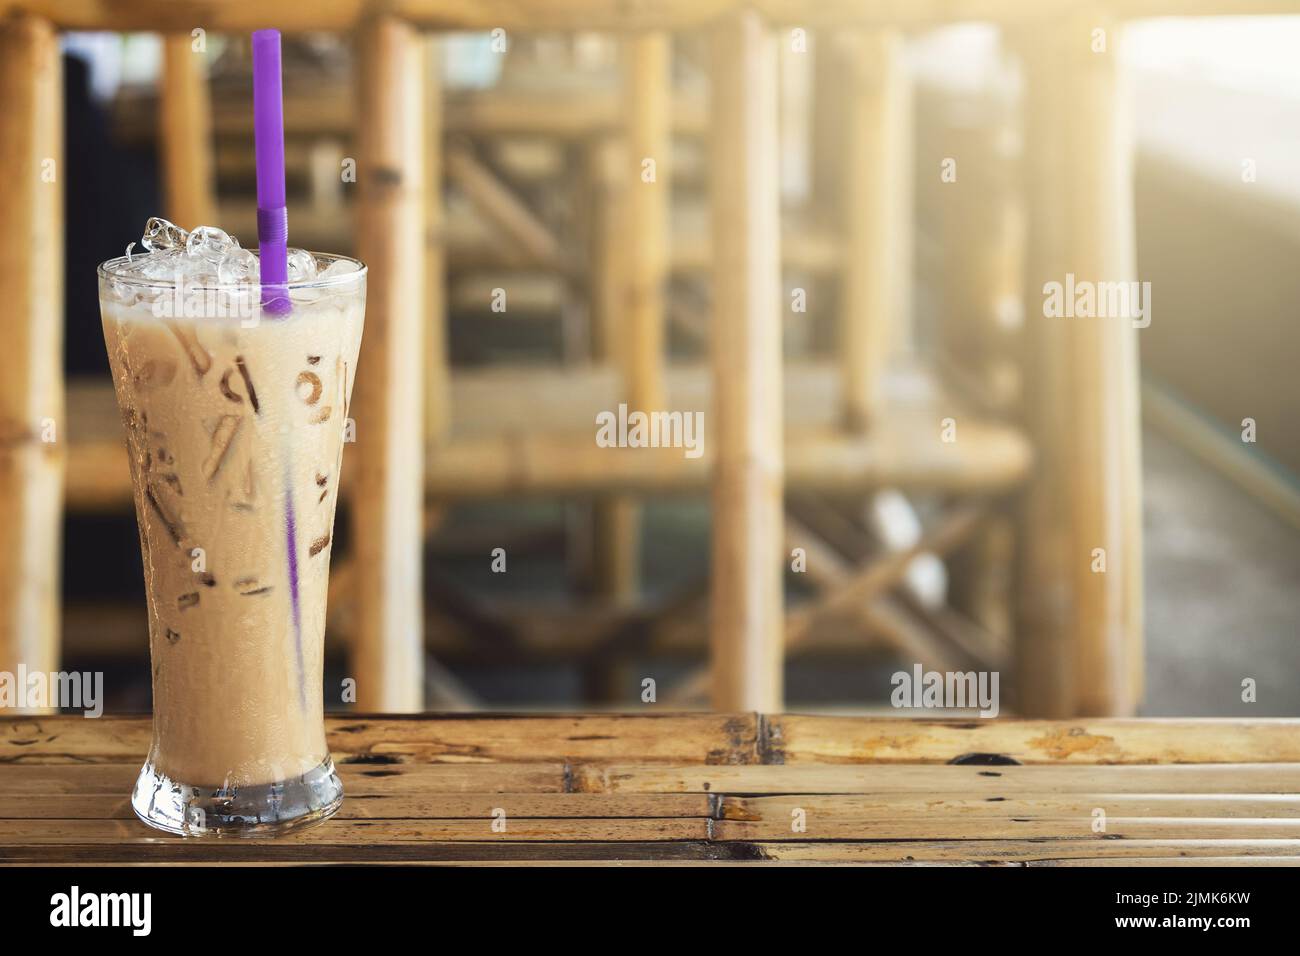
[2,714,1299,865]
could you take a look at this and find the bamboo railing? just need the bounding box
[1,0,1253,716]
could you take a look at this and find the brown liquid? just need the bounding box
[101,289,363,787]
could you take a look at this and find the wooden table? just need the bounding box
[2,715,1299,865]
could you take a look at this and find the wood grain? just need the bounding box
[766,715,1300,764]
[0,14,63,706]
[708,11,784,712]
[1014,13,1144,717]
[2,715,1298,865]
[351,16,426,710]
[840,29,908,431]
[0,713,762,764]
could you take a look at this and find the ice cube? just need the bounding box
[286,248,319,283]
[137,249,187,281]
[105,277,138,305]
[187,225,238,262]
[218,248,260,285]
[318,258,361,279]
[141,217,189,253]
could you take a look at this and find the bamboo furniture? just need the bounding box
[3,714,1299,864]
[350,16,427,711]
[4,0,1272,717]
[0,15,63,695]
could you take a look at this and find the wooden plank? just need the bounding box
[0,764,138,796]
[766,716,1300,764]
[0,14,62,699]
[1038,856,1300,867]
[722,793,1300,821]
[0,791,713,820]
[572,762,1300,794]
[158,33,216,229]
[327,714,760,764]
[753,839,1300,864]
[12,815,1300,846]
[342,791,712,819]
[1014,13,1143,717]
[0,714,762,764]
[0,840,741,865]
[4,840,1293,866]
[339,762,568,794]
[11,716,1300,767]
[351,16,426,710]
[715,817,1300,842]
[0,817,711,844]
[4,715,1300,864]
[840,29,909,431]
[0,761,569,795]
[708,10,785,712]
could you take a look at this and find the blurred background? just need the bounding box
[40,15,1300,717]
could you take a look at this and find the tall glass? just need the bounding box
[98,251,365,836]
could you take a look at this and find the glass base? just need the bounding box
[131,756,344,837]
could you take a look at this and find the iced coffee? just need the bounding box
[99,218,363,835]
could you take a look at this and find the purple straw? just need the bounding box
[252,29,291,315]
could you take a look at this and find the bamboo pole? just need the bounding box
[841,30,908,431]
[707,11,784,712]
[588,138,628,367]
[417,423,1030,499]
[352,16,426,711]
[588,136,639,602]
[159,33,216,229]
[624,32,670,415]
[67,363,1035,507]
[0,15,63,707]
[1015,13,1143,717]
[425,38,449,448]
[590,33,672,605]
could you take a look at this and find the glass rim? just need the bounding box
[96,250,367,293]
